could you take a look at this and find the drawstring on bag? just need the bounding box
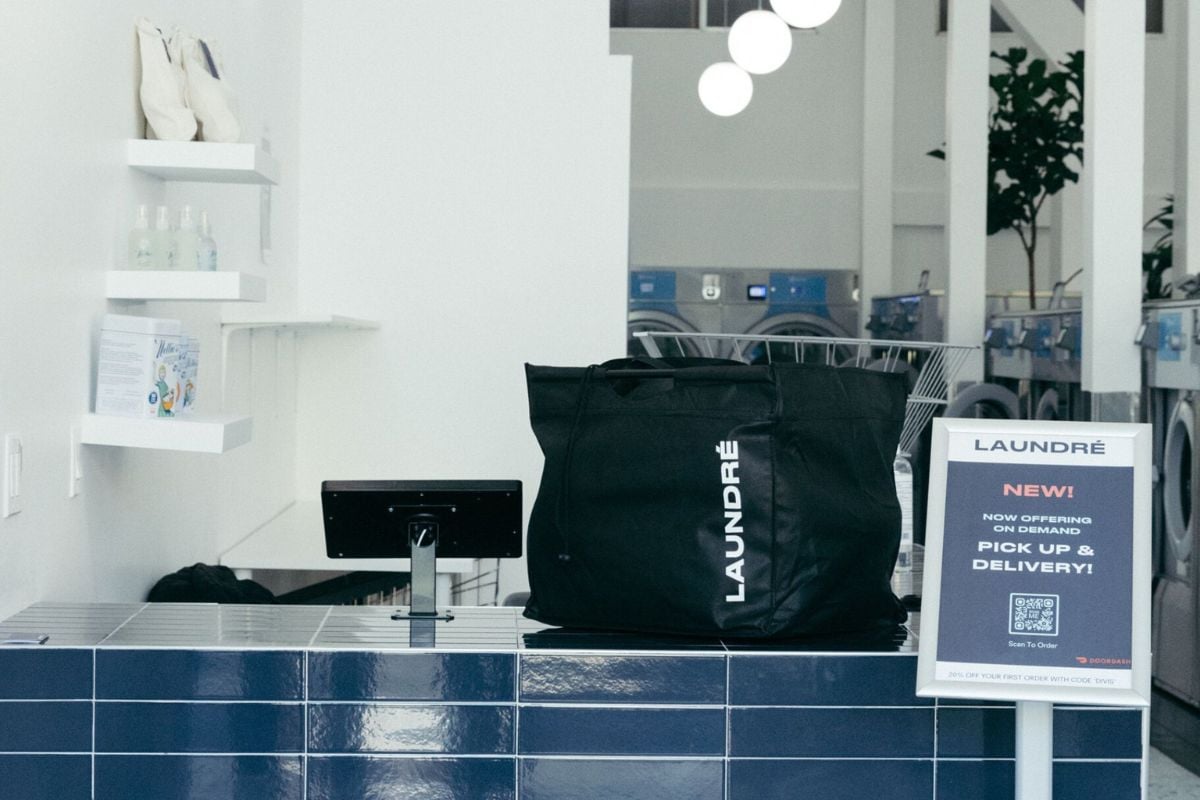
[556,364,597,563]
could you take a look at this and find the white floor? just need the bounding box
[1149,748,1200,798]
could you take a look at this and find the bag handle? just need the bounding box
[602,356,760,380]
[599,355,675,379]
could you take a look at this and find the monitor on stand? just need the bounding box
[321,480,522,621]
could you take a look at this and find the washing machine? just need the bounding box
[627,269,716,357]
[1140,300,1200,707]
[628,268,858,360]
[864,288,944,550]
[866,290,944,343]
[1024,308,1089,421]
[983,308,1034,411]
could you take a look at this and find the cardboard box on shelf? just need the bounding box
[95,314,184,418]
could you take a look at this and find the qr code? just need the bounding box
[1009,593,1059,637]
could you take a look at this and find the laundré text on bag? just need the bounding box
[716,440,746,603]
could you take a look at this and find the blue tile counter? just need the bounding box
[0,603,1147,799]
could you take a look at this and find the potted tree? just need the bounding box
[931,48,1084,309]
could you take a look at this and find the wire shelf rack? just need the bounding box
[633,331,977,459]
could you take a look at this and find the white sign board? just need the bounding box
[916,418,1151,707]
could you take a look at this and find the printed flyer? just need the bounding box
[917,419,1151,706]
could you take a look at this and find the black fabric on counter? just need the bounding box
[147,563,275,604]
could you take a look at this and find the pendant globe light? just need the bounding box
[728,10,792,75]
[770,0,843,29]
[698,62,753,116]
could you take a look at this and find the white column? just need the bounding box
[1081,1,1145,393]
[1015,701,1054,800]
[1176,0,1200,284]
[859,0,895,331]
[944,0,991,383]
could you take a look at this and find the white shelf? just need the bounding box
[219,501,476,573]
[80,414,252,454]
[127,140,280,185]
[220,313,380,332]
[106,271,266,302]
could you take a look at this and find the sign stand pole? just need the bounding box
[1015,700,1054,799]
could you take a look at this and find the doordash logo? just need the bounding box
[716,440,746,603]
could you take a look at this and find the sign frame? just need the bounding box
[916,418,1151,707]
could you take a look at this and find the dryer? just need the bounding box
[1140,300,1200,707]
[628,268,858,360]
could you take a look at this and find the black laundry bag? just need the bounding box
[523,357,909,638]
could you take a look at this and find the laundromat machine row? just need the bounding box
[1139,300,1200,708]
[628,269,1200,711]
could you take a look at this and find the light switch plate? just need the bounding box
[4,433,22,518]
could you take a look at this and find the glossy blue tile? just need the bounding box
[519,629,727,651]
[96,649,303,700]
[729,759,933,800]
[728,654,927,706]
[307,652,515,701]
[730,707,933,757]
[95,755,302,800]
[1052,761,1141,800]
[308,704,513,754]
[95,702,303,753]
[0,650,92,699]
[0,701,91,752]
[0,754,90,799]
[307,756,515,799]
[937,707,1016,758]
[519,707,724,756]
[1053,709,1143,759]
[937,760,1015,800]
[520,758,723,800]
[520,655,725,704]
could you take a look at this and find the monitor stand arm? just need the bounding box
[392,516,455,622]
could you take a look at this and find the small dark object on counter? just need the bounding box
[147,563,274,604]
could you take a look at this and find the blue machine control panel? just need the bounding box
[629,270,678,308]
[1157,312,1183,363]
[1143,302,1200,390]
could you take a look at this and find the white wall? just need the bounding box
[0,1,1173,616]
[0,1,301,618]
[613,0,1177,301]
[293,0,631,597]
[616,9,865,271]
